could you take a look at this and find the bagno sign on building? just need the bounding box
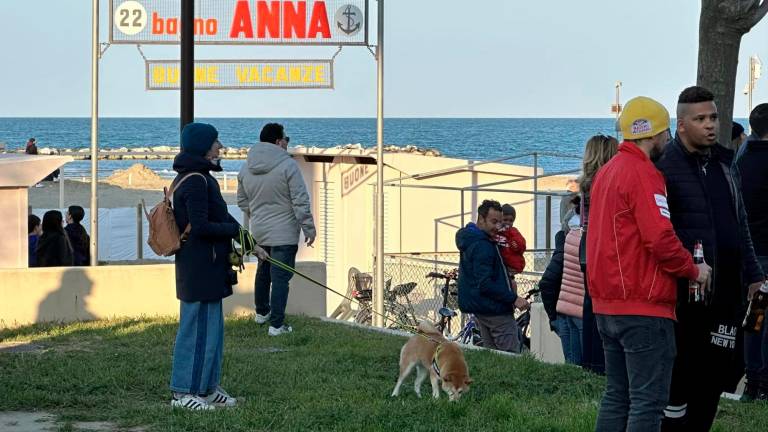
[110,0,368,45]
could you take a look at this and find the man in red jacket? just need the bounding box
[586,96,712,432]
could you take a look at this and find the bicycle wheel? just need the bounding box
[354,307,372,326]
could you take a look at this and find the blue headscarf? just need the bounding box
[181,122,218,157]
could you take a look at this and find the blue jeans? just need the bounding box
[170,300,224,395]
[745,256,768,389]
[556,314,584,365]
[595,315,676,432]
[255,245,298,328]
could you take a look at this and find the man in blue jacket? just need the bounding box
[456,199,529,353]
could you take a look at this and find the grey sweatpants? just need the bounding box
[475,313,521,353]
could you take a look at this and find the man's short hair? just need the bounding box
[677,86,715,118]
[732,122,745,140]
[750,103,768,139]
[260,123,285,144]
[478,199,502,218]
[28,214,40,234]
[67,205,85,224]
[678,86,715,104]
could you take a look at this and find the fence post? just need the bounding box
[223,173,228,192]
[59,167,65,209]
[533,152,539,249]
[545,194,552,251]
[242,210,250,262]
[137,202,143,260]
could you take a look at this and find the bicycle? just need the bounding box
[515,287,540,350]
[352,274,419,330]
[428,269,483,346]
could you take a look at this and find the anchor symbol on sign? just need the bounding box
[338,5,360,35]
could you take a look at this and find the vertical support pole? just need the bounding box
[374,0,385,328]
[59,167,65,210]
[748,56,754,129]
[545,195,552,251]
[243,210,250,262]
[460,189,465,228]
[89,0,99,266]
[137,202,143,260]
[533,152,538,249]
[180,0,194,130]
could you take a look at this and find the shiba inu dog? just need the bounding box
[391,322,472,401]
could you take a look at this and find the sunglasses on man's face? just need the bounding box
[283,136,290,144]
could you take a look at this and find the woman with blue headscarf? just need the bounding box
[169,122,267,410]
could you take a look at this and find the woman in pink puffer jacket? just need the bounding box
[555,214,585,365]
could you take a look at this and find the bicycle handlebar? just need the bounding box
[523,288,540,299]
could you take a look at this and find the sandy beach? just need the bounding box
[27,163,574,209]
[28,164,240,209]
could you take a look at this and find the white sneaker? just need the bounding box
[268,325,293,336]
[254,312,271,324]
[205,386,237,407]
[171,393,214,411]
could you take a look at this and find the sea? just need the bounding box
[9,117,745,256]
[0,117,633,177]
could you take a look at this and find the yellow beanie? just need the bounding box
[619,96,670,140]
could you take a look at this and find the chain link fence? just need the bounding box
[381,250,554,325]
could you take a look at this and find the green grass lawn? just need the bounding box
[0,315,766,431]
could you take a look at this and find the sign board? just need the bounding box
[146,59,334,90]
[110,0,368,45]
[341,163,375,196]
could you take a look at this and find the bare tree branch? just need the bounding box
[748,0,768,28]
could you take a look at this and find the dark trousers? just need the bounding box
[745,256,768,392]
[595,315,676,432]
[254,245,298,329]
[582,278,605,374]
[661,301,742,432]
[475,313,521,353]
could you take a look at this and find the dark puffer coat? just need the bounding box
[172,152,240,302]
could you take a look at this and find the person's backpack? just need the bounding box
[142,173,207,257]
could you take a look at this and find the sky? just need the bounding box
[1,0,768,118]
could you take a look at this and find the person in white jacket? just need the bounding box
[237,123,316,336]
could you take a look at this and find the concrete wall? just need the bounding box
[0,262,326,328]
[529,303,565,364]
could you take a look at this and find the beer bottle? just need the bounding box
[689,240,704,303]
[742,281,768,333]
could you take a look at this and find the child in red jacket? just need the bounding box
[495,204,527,280]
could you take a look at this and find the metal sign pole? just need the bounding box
[181,0,194,129]
[374,0,385,327]
[89,0,99,266]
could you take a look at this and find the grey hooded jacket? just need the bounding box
[237,142,316,246]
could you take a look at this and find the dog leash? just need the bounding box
[263,256,443,344]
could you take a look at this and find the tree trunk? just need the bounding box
[697,0,768,148]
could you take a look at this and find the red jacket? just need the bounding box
[495,226,526,273]
[586,142,699,320]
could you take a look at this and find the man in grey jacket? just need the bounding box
[237,123,316,336]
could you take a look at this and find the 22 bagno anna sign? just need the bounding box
[110,0,368,45]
